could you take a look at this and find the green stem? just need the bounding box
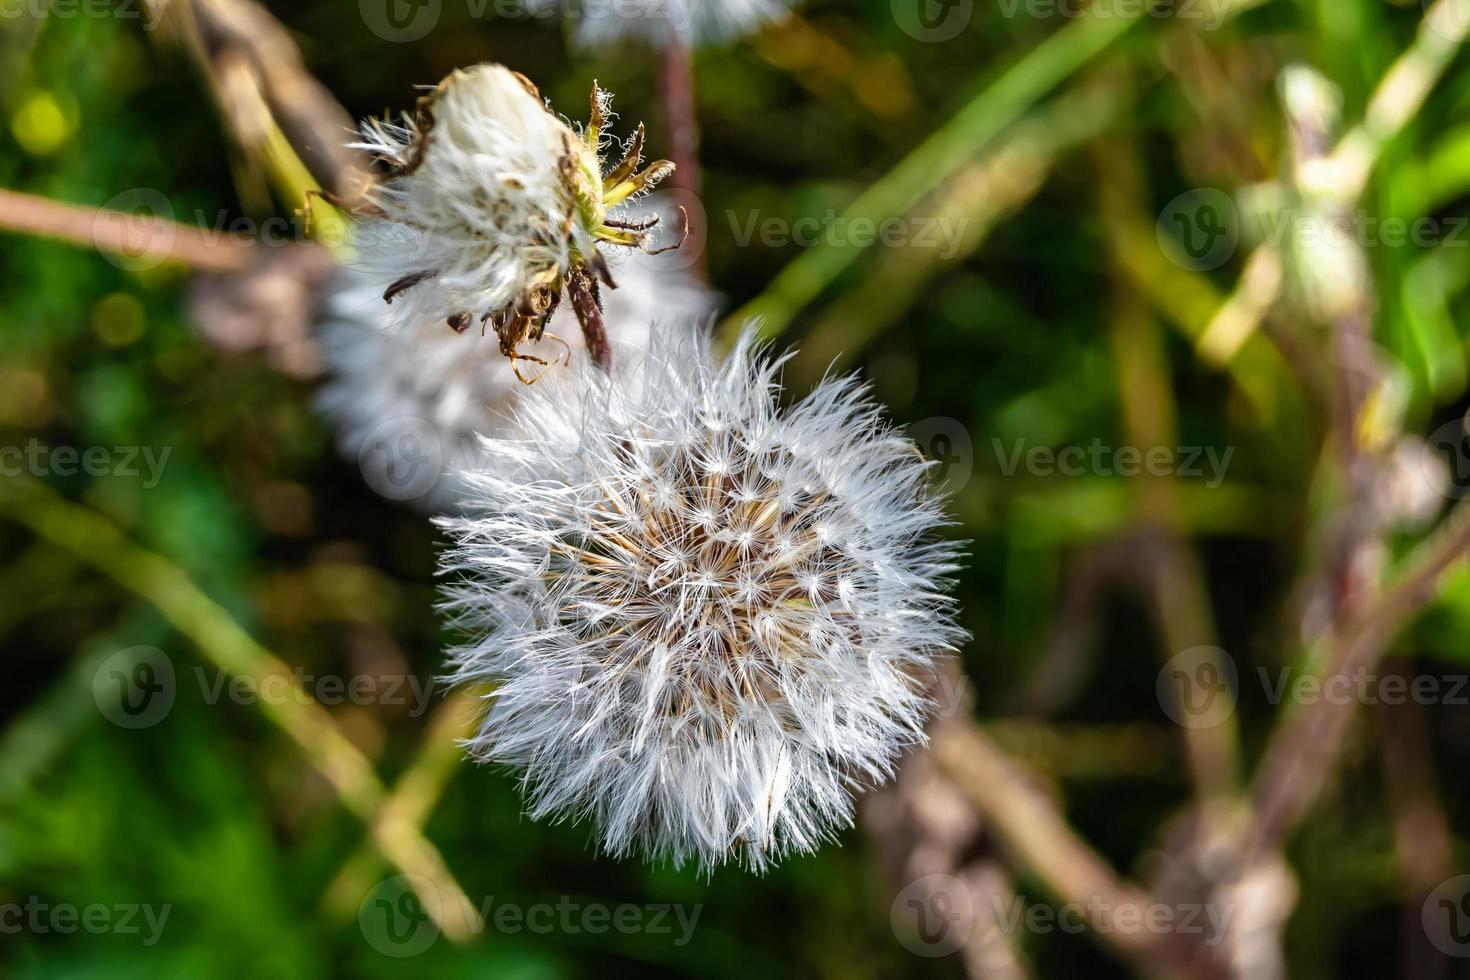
[720,8,1143,342]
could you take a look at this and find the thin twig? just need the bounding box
[1237,0,1470,865]
[162,0,360,247]
[1378,662,1455,980]
[1186,1,1470,378]
[930,722,1161,961]
[1245,500,1470,862]
[661,39,706,282]
[166,0,371,206]
[322,691,480,921]
[1106,207,1289,421]
[0,188,251,272]
[660,40,702,201]
[1195,245,1285,367]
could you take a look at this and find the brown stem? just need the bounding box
[179,0,372,205]
[0,188,251,272]
[1378,662,1454,980]
[661,39,701,202]
[661,38,707,283]
[1245,500,1470,862]
[931,722,1163,965]
[864,666,1032,979]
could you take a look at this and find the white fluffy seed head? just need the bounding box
[353,64,595,331]
[314,260,714,512]
[438,326,965,872]
[548,0,796,46]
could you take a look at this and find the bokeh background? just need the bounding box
[4,0,1470,977]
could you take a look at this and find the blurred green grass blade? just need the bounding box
[1417,565,1470,663]
[722,9,1146,341]
[1005,480,1281,545]
[0,622,154,805]
[1394,124,1470,215]
[1403,248,1470,402]
[790,82,1130,383]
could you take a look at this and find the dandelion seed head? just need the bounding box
[353,64,589,331]
[352,64,679,353]
[439,326,964,872]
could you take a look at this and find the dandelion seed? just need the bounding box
[438,326,965,871]
[313,262,713,513]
